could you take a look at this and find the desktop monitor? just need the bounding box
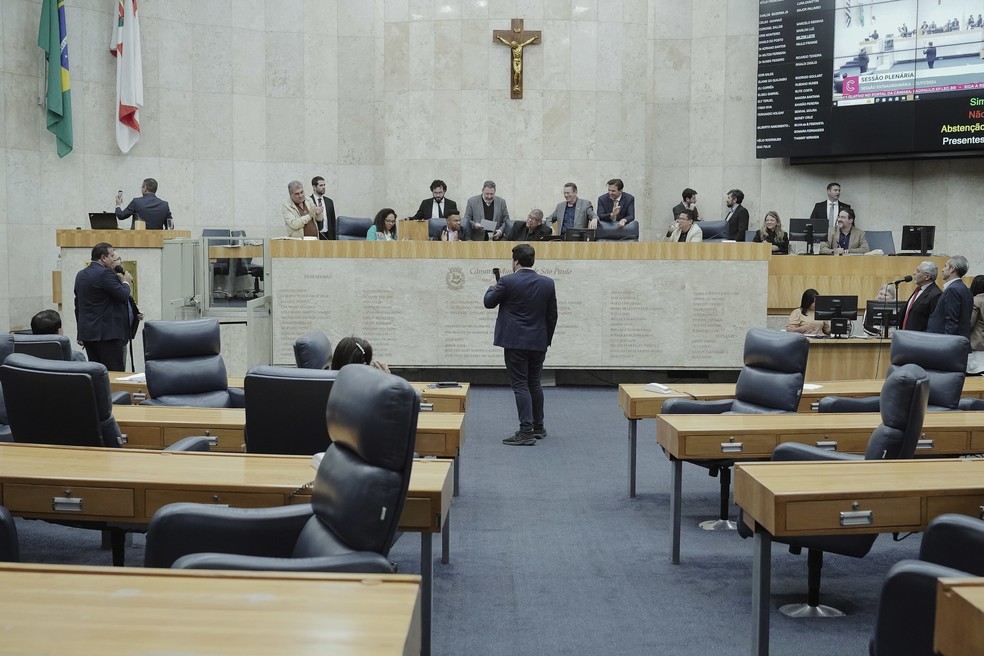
[814,295,859,337]
[862,300,902,338]
[88,212,119,230]
[563,228,595,242]
[900,225,935,255]
[787,218,829,254]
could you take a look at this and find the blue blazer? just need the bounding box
[597,192,635,224]
[928,279,974,338]
[484,268,557,351]
[115,193,172,230]
[74,263,131,342]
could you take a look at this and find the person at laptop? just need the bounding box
[546,183,598,236]
[508,209,553,241]
[30,310,86,361]
[662,210,702,242]
[115,178,172,230]
[787,288,830,336]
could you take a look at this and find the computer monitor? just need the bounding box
[563,228,595,242]
[88,212,119,230]
[814,295,859,337]
[787,218,829,254]
[862,300,902,338]
[900,225,935,255]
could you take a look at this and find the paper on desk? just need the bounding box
[115,373,146,383]
[802,383,822,390]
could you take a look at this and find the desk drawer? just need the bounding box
[785,497,921,532]
[684,434,777,458]
[144,490,285,518]
[415,432,450,457]
[162,427,243,452]
[778,431,869,453]
[422,397,463,413]
[3,484,134,518]
[400,498,436,531]
[969,431,984,451]
[927,495,984,520]
[120,425,163,449]
[915,430,969,454]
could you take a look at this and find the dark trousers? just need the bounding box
[504,348,546,432]
[84,339,127,372]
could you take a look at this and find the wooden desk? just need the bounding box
[617,378,984,496]
[399,219,430,241]
[656,412,984,565]
[804,337,891,381]
[0,563,421,655]
[0,443,450,656]
[935,577,984,656]
[733,459,984,656]
[208,245,264,259]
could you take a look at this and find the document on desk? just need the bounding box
[803,383,822,390]
[115,373,146,383]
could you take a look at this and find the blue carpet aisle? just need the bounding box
[13,385,922,655]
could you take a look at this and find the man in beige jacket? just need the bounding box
[282,180,318,237]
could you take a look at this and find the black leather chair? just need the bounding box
[696,220,728,240]
[661,328,810,529]
[335,216,373,240]
[142,319,245,408]
[595,219,640,241]
[244,365,338,454]
[293,330,332,369]
[763,363,930,618]
[231,229,262,297]
[428,217,446,241]
[0,334,13,441]
[819,330,975,413]
[12,334,74,360]
[0,505,18,562]
[145,364,419,573]
[870,514,984,656]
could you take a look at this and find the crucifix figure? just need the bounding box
[493,19,541,99]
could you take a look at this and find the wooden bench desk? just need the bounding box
[0,443,450,656]
[656,411,984,564]
[935,577,984,656]
[734,458,984,656]
[0,563,421,656]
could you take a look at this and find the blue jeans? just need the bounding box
[504,348,546,433]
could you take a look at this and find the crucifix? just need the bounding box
[493,19,541,99]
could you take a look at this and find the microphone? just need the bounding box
[891,275,912,284]
[114,265,125,274]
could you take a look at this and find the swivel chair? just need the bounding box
[335,216,373,240]
[12,334,74,360]
[595,219,640,241]
[695,220,728,241]
[145,364,419,573]
[0,334,13,441]
[293,330,332,369]
[661,328,810,530]
[142,319,245,408]
[244,365,338,455]
[428,218,446,241]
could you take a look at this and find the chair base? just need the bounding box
[779,602,846,618]
[699,518,737,531]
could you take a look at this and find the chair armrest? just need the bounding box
[111,391,132,405]
[921,514,984,574]
[772,442,864,462]
[164,436,212,452]
[817,396,880,413]
[958,397,984,411]
[228,388,245,408]
[661,399,735,414]
[145,503,314,568]
[172,552,395,574]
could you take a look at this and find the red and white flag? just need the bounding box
[110,0,142,153]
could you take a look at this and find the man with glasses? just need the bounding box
[508,209,553,241]
[411,179,458,221]
[928,255,973,338]
[901,261,942,332]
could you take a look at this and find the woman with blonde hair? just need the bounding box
[753,210,789,254]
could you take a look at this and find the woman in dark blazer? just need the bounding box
[753,211,789,254]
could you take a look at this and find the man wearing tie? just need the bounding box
[928,255,974,338]
[597,179,635,229]
[901,261,942,332]
[309,176,337,240]
[809,182,851,225]
[724,188,749,241]
[411,180,458,220]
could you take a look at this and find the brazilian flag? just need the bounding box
[38,0,73,157]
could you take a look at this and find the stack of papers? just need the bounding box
[114,373,146,383]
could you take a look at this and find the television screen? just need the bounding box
[756,0,984,161]
[900,224,936,252]
[788,217,830,242]
[815,295,860,319]
[863,300,902,335]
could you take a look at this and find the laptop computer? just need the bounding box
[88,212,119,230]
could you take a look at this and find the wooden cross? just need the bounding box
[493,19,541,99]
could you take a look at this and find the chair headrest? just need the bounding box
[2,352,107,379]
[247,365,339,384]
[743,328,810,374]
[144,319,221,360]
[12,334,73,360]
[890,330,970,372]
[293,331,332,369]
[0,334,13,364]
[879,363,930,430]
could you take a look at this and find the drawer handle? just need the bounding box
[206,436,219,446]
[52,497,83,512]
[133,393,146,402]
[839,510,873,526]
[814,440,838,451]
[810,402,819,412]
[720,442,744,454]
[119,433,128,445]
[979,505,984,520]
[420,402,434,412]
[916,439,935,450]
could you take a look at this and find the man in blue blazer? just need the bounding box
[597,178,635,229]
[484,244,558,446]
[115,178,173,230]
[928,255,973,339]
[74,243,133,371]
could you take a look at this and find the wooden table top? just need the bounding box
[935,577,984,656]
[657,410,984,435]
[0,563,420,655]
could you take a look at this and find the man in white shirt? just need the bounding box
[309,176,337,240]
[411,179,458,220]
[810,182,851,224]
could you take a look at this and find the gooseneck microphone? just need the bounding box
[891,275,912,284]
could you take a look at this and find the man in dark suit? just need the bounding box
[484,244,558,446]
[928,255,973,338]
[508,209,553,241]
[410,179,458,221]
[546,183,598,235]
[724,188,749,241]
[671,188,699,223]
[309,176,337,240]
[115,178,172,230]
[597,178,635,229]
[74,242,133,371]
[809,182,851,223]
[901,261,942,331]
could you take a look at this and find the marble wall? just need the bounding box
[1,0,982,332]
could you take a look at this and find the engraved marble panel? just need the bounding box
[651,40,692,104]
[569,21,598,92]
[5,149,39,225]
[384,22,410,92]
[231,29,267,97]
[266,36,305,98]
[541,90,571,160]
[265,0,304,33]
[461,20,490,90]
[304,34,339,100]
[158,21,194,91]
[4,75,39,151]
[337,37,376,102]
[434,21,463,90]
[408,21,436,91]
[305,0,339,34]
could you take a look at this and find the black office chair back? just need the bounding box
[244,366,338,454]
[293,365,419,558]
[12,334,73,361]
[428,218,445,240]
[143,319,233,405]
[0,353,121,447]
[0,334,14,439]
[866,363,930,460]
[293,331,332,369]
[888,331,968,410]
[731,328,810,413]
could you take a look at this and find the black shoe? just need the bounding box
[503,431,536,446]
[532,427,547,439]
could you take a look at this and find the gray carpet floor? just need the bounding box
[13,385,922,655]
